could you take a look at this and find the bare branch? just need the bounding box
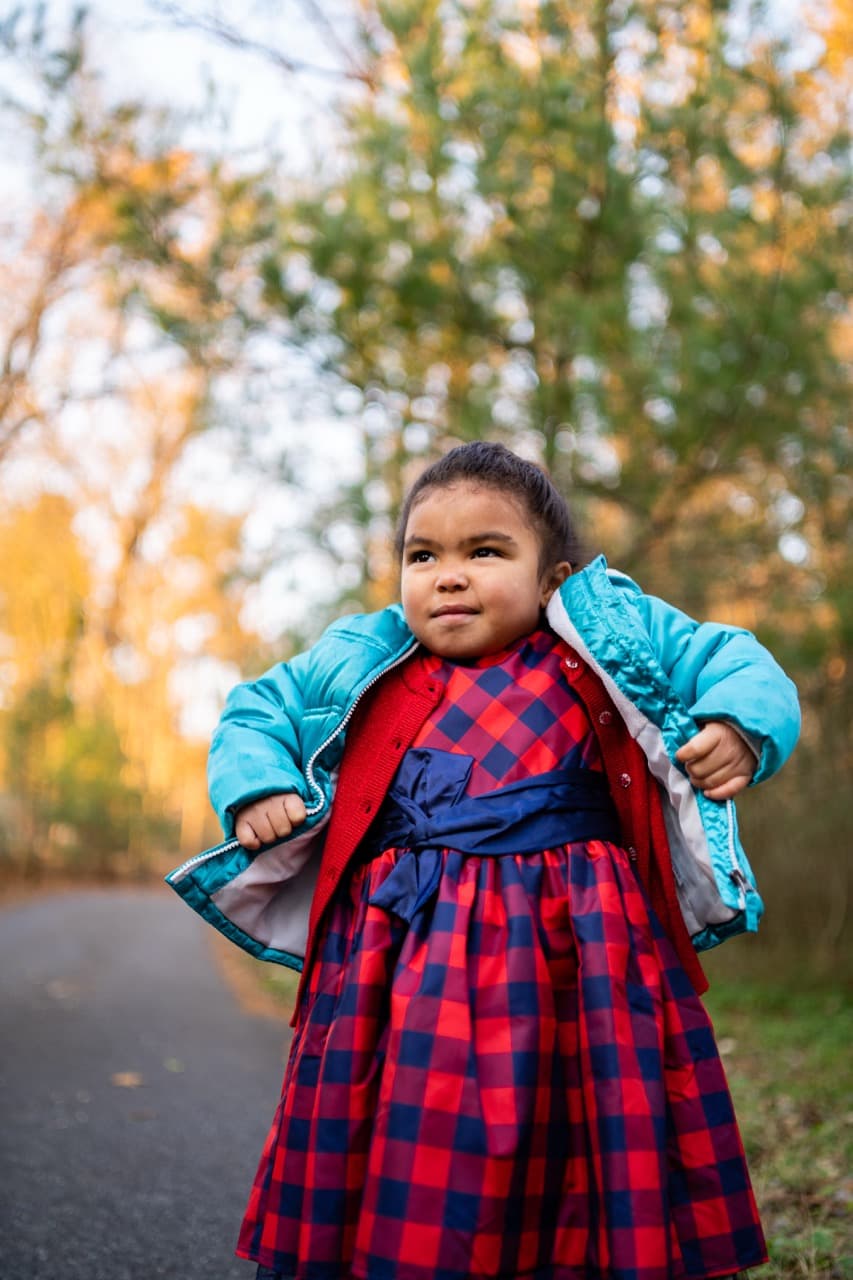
[100,377,210,646]
[295,0,374,86]
[0,214,81,462]
[150,0,376,89]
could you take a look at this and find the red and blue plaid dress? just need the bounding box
[240,629,766,1280]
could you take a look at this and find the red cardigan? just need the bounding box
[295,647,707,1018]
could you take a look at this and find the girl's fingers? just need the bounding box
[675,724,722,764]
[235,793,306,848]
[283,794,307,827]
[700,774,753,801]
[684,754,743,786]
[235,805,282,848]
[254,810,280,842]
[676,723,755,790]
[690,762,741,789]
[235,817,261,850]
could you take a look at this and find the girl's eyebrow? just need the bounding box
[460,530,517,547]
[403,530,518,550]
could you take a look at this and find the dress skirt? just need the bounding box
[236,836,767,1280]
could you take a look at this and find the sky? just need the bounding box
[18,0,817,150]
[50,0,354,160]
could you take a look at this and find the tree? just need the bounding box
[161,0,851,970]
[202,3,844,621]
[0,494,156,873]
[0,5,288,632]
[0,10,293,869]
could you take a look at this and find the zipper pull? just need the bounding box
[730,867,761,930]
[729,867,749,901]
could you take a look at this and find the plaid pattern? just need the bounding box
[412,630,603,794]
[239,630,766,1280]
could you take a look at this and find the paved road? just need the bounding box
[0,887,293,1279]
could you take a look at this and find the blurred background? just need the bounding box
[1,5,851,1274]
[0,0,849,977]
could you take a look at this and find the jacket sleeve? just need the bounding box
[629,590,801,784]
[207,646,315,837]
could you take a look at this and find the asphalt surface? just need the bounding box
[0,886,293,1279]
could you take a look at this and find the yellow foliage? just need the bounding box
[829,310,853,362]
[706,596,761,631]
[692,155,728,214]
[748,243,785,276]
[130,150,194,191]
[125,366,206,432]
[0,474,265,861]
[730,119,781,172]
[99,144,194,192]
[688,10,712,46]
[753,185,781,223]
[0,495,89,688]
[583,498,634,559]
[807,0,853,80]
[428,261,454,285]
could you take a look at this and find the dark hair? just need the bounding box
[394,441,586,573]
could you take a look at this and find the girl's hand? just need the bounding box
[675,722,756,800]
[235,793,307,850]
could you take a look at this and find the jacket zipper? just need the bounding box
[166,640,419,885]
[725,798,748,909]
[167,836,242,883]
[302,640,418,815]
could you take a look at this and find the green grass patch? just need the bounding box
[703,982,852,1277]
[255,959,301,1008]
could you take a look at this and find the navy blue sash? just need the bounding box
[365,747,620,923]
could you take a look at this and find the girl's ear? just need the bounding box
[540,561,572,607]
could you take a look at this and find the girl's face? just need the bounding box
[400,482,571,661]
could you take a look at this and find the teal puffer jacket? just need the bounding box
[171,557,800,964]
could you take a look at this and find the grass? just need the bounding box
[221,941,852,1278]
[703,981,852,1278]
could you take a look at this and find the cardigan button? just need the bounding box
[598,710,613,726]
[627,846,638,862]
[618,772,632,788]
[564,658,580,670]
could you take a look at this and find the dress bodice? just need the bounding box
[413,628,604,797]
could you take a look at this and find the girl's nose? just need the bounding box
[436,564,469,590]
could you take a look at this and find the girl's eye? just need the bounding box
[407,550,434,564]
[472,546,501,558]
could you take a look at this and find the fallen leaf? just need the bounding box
[46,979,80,1001]
[111,1071,143,1088]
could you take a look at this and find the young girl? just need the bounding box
[168,442,800,1280]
